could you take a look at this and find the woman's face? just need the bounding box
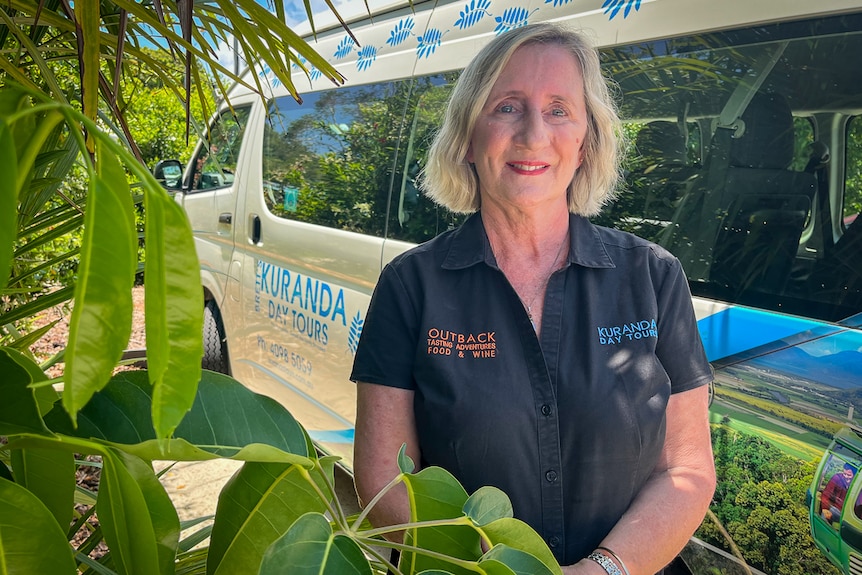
[467,43,588,211]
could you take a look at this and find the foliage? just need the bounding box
[846,119,862,221]
[0,0,343,349]
[701,424,839,575]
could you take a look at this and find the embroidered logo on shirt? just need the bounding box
[597,319,657,345]
[427,327,497,359]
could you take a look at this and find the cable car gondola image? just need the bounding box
[809,427,862,574]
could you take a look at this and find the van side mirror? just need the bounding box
[153,159,184,191]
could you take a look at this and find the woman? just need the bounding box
[351,22,715,575]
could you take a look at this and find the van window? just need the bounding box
[389,74,466,244]
[846,116,862,227]
[597,13,862,322]
[261,81,413,237]
[189,107,251,191]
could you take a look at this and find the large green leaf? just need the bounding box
[97,448,163,575]
[259,512,372,575]
[463,487,513,528]
[45,370,310,462]
[478,518,562,575]
[64,141,136,421]
[0,121,16,292]
[401,467,481,575]
[144,182,203,440]
[0,477,77,575]
[207,459,335,575]
[479,545,555,575]
[10,447,75,529]
[0,346,52,435]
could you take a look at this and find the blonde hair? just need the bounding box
[420,22,624,216]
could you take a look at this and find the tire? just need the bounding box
[202,299,229,374]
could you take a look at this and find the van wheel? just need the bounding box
[203,300,229,374]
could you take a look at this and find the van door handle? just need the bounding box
[251,214,261,244]
[218,213,232,224]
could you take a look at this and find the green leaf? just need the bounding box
[207,460,333,575]
[97,448,163,575]
[0,346,52,435]
[259,512,372,575]
[479,544,556,575]
[77,0,99,126]
[479,518,563,575]
[463,487,513,528]
[64,142,136,422]
[10,447,75,529]
[45,370,310,462]
[401,467,480,575]
[398,442,415,474]
[0,478,77,575]
[0,121,17,292]
[113,449,181,575]
[144,183,203,440]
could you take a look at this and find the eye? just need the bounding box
[498,103,516,113]
[550,107,567,117]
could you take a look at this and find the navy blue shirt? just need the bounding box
[351,212,713,565]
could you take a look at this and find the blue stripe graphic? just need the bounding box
[308,429,355,444]
[697,307,824,362]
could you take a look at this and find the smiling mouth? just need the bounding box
[508,162,549,172]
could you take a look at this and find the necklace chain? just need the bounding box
[520,232,569,329]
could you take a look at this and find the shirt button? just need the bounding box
[548,536,560,548]
[541,404,552,416]
[545,469,558,482]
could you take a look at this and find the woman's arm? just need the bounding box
[354,382,421,541]
[565,384,716,575]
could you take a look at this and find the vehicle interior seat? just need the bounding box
[804,216,862,317]
[629,121,699,222]
[662,92,817,299]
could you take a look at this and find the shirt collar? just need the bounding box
[441,212,616,270]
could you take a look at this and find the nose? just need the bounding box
[516,107,550,149]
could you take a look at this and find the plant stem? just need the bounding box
[355,539,404,575]
[361,516,471,540]
[356,537,484,573]
[351,472,403,532]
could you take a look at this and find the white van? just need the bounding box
[161,1,862,570]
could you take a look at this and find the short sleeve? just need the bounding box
[350,263,420,389]
[655,257,714,394]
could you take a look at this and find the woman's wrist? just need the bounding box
[586,547,630,575]
[587,550,622,575]
[596,546,631,575]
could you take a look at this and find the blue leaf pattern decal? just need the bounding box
[348,311,364,355]
[357,45,378,71]
[295,2,643,81]
[387,18,415,46]
[417,28,444,59]
[335,36,356,59]
[454,0,492,29]
[602,0,641,19]
[494,7,536,34]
